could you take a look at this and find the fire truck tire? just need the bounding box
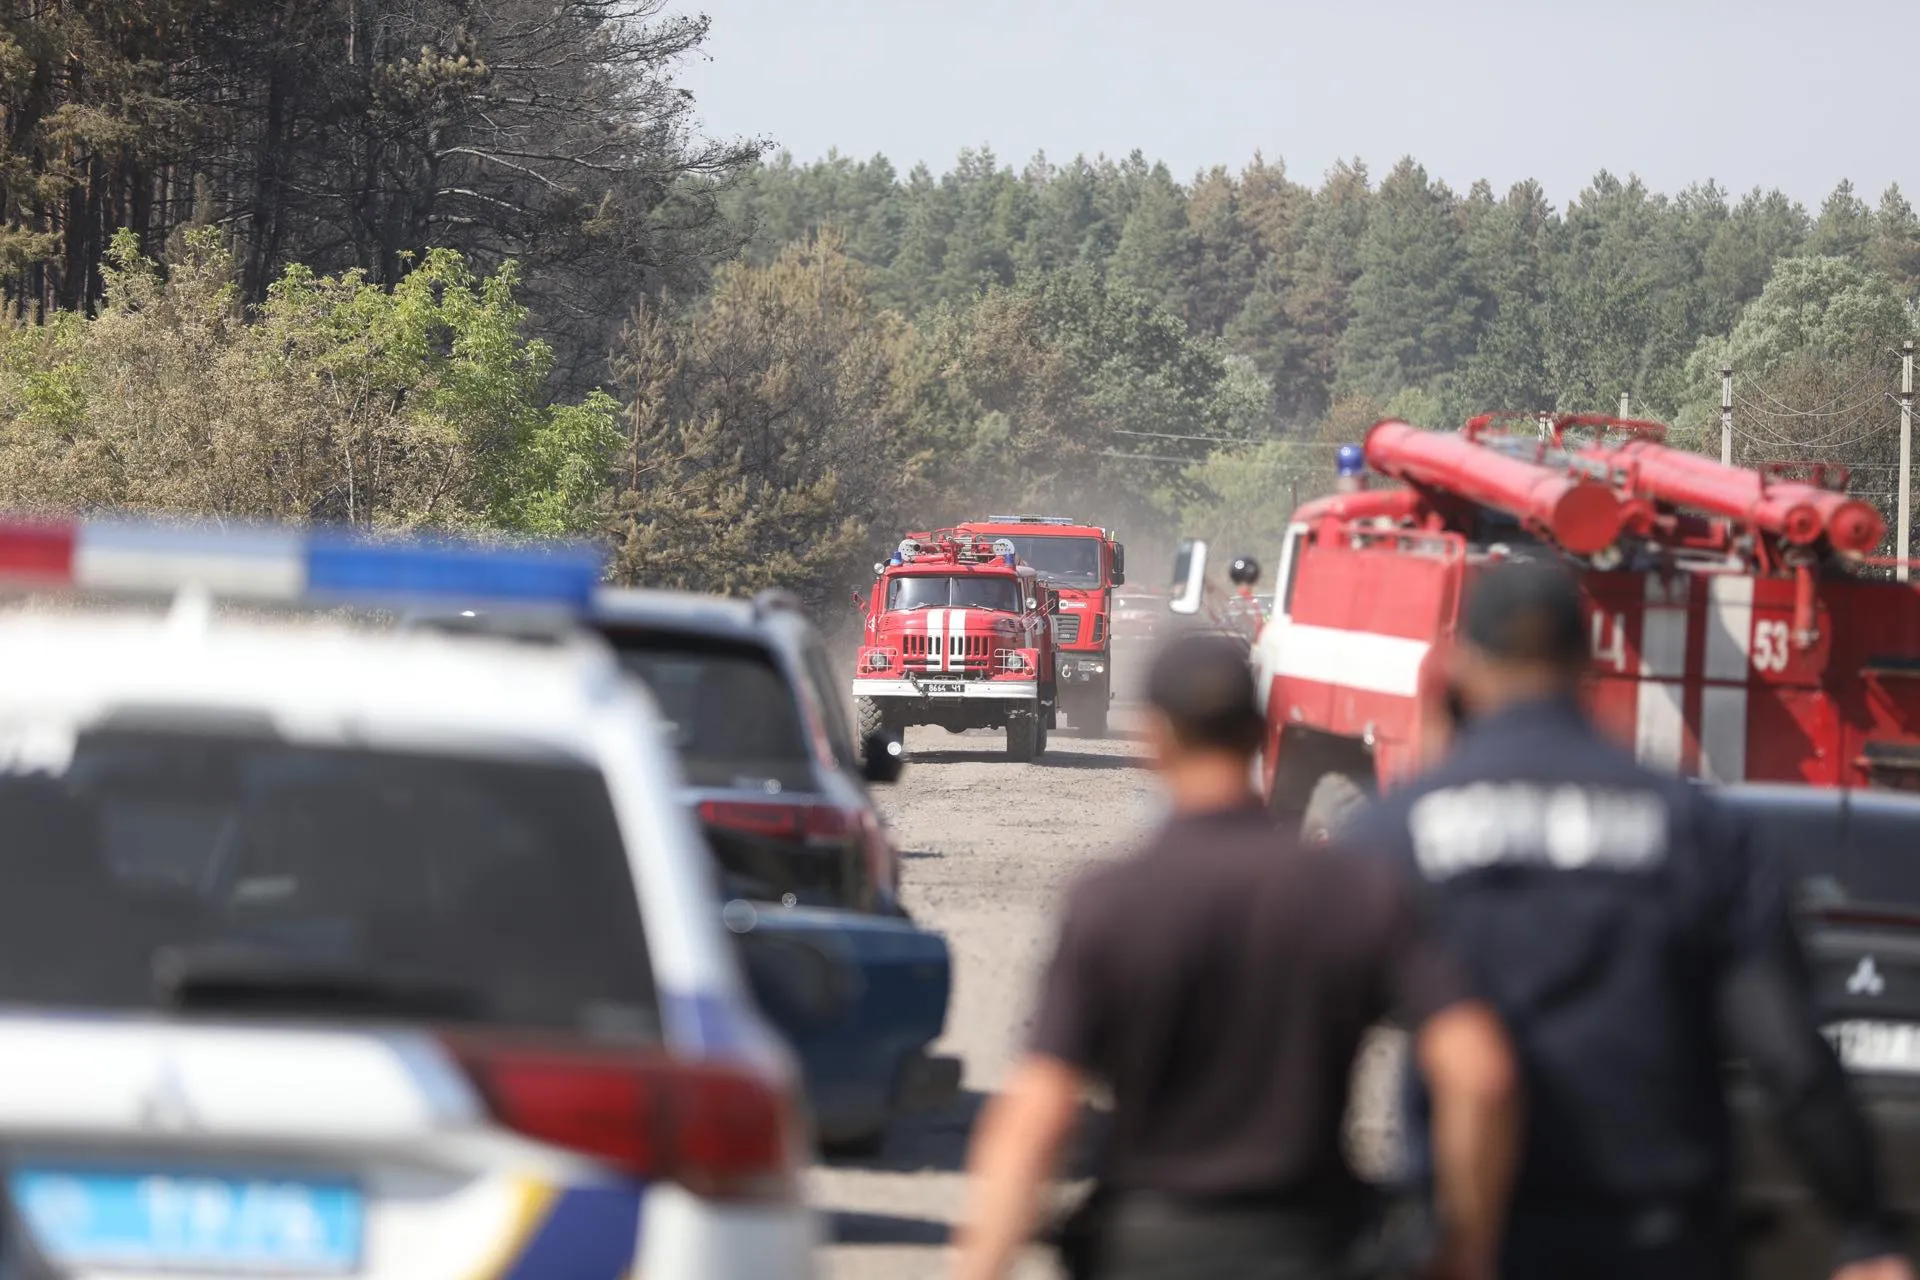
[1006,711,1041,762]
[1300,772,1370,847]
[856,697,887,749]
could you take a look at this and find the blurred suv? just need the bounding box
[1721,783,1920,1278]
[593,587,907,916]
[0,526,817,1279]
[588,587,959,1155]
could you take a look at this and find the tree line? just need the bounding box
[5,1,1918,607]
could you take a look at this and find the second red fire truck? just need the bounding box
[953,516,1124,736]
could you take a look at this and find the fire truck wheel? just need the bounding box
[1006,711,1040,762]
[1300,772,1370,847]
[856,697,886,749]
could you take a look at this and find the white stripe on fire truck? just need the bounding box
[1262,621,1429,698]
[926,608,947,673]
[1699,686,1748,783]
[1698,576,1753,783]
[951,609,968,665]
[1703,576,1754,681]
[1635,575,1690,772]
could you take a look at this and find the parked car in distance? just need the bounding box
[402,590,961,1157]
[588,588,959,1156]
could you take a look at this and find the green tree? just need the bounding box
[0,228,613,530]
[1674,256,1917,530]
[1871,185,1920,300]
[1107,162,1192,314]
[1337,159,1476,401]
[1808,180,1875,260]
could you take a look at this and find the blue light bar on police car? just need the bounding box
[0,516,602,609]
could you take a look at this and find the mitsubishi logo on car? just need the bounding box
[1847,956,1887,998]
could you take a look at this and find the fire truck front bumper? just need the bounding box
[1055,653,1108,683]
[851,678,1039,702]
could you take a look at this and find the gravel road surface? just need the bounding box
[810,718,1158,1280]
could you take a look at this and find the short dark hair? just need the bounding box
[1462,559,1588,670]
[1145,633,1265,753]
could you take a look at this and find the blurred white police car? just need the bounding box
[0,519,814,1279]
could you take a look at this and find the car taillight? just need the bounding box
[698,799,853,843]
[444,1038,798,1202]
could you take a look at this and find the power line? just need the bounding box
[1110,429,1341,447]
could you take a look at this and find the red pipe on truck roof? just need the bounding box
[1363,420,1629,555]
[1569,438,1885,556]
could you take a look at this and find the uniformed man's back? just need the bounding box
[1354,693,1742,1205]
[1344,559,1913,1280]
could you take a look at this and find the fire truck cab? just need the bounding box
[1176,414,1920,840]
[953,517,1124,737]
[852,533,1058,761]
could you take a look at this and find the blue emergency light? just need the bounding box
[0,515,603,610]
[1336,444,1365,478]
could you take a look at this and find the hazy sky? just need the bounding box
[676,0,1912,211]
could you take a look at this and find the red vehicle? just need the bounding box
[954,516,1124,736]
[1174,413,1920,837]
[852,532,1058,761]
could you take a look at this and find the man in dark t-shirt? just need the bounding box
[952,634,1519,1280]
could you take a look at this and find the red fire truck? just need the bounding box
[1174,413,1920,837]
[953,517,1124,736]
[852,532,1059,761]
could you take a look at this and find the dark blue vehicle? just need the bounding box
[589,588,959,1156]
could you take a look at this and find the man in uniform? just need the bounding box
[1343,559,1914,1280]
[950,633,1520,1280]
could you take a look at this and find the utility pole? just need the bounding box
[1902,340,1915,582]
[1619,391,1631,419]
[1720,366,1734,466]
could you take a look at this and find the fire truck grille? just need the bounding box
[902,634,993,665]
[1052,614,1082,645]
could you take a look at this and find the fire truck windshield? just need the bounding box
[998,535,1101,586]
[888,575,1022,612]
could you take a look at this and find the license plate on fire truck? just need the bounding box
[923,682,966,695]
[1825,1020,1920,1073]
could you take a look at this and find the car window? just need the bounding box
[608,635,816,792]
[3,728,656,1034]
[998,536,1102,586]
[1733,794,1920,911]
[887,575,1019,612]
[1840,801,1920,907]
[800,641,859,769]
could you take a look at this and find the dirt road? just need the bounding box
[810,720,1160,1280]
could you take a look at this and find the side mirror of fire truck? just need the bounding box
[1169,538,1208,615]
[1112,542,1126,586]
[861,730,906,784]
